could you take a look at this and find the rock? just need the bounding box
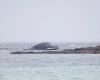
[63,45,100,53]
[63,49,74,53]
[11,44,100,54]
[31,42,59,50]
[95,45,100,49]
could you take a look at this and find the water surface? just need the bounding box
[0,43,100,80]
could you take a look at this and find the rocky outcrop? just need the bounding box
[11,44,100,54]
[63,45,100,53]
[31,42,59,50]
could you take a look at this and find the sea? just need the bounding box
[0,42,100,80]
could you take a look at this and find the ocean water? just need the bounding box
[0,43,100,80]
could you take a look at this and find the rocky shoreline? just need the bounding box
[11,45,100,54]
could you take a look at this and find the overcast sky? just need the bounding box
[0,0,100,43]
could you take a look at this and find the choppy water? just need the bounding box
[0,43,100,80]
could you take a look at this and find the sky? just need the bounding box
[0,0,100,43]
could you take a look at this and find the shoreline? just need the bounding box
[10,45,100,54]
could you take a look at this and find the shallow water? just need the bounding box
[0,66,100,80]
[1,53,100,67]
[0,52,100,80]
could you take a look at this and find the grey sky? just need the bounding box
[0,0,100,42]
